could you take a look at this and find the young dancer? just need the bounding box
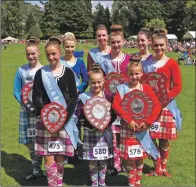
[87,24,111,72]
[32,37,80,186]
[112,54,162,186]
[142,29,182,177]
[108,24,131,174]
[13,38,44,180]
[136,27,153,61]
[62,32,88,94]
[76,64,114,186]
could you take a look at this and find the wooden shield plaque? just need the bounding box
[21,81,36,113]
[41,102,67,134]
[140,72,169,107]
[104,72,128,95]
[83,96,111,131]
[120,89,154,130]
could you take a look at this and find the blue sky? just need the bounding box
[26,1,113,9]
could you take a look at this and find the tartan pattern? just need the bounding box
[80,127,113,160]
[34,119,74,156]
[19,108,37,144]
[111,124,121,133]
[149,108,177,140]
[119,122,147,160]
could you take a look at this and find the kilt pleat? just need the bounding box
[19,108,37,144]
[149,108,177,140]
[34,119,74,156]
[119,122,147,160]
[80,127,113,160]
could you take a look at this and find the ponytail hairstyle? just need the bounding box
[152,28,168,43]
[110,24,124,39]
[138,27,152,40]
[45,36,62,50]
[127,54,143,75]
[88,63,104,78]
[63,32,76,45]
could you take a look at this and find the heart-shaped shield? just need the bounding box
[104,72,128,95]
[41,102,67,134]
[120,89,154,130]
[140,72,169,107]
[21,81,36,113]
[83,96,111,131]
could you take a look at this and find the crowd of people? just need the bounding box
[13,24,182,186]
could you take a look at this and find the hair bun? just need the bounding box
[28,36,38,44]
[130,53,142,62]
[49,36,62,45]
[153,28,167,36]
[110,24,123,32]
[90,63,102,72]
[64,32,75,38]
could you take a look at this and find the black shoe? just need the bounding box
[106,168,119,176]
[24,172,44,181]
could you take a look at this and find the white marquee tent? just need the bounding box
[166,34,178,40]
[183,31,196,39]
[2,36,18,43]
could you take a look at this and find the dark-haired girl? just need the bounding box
[32,37,80,186]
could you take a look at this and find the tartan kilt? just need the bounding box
[111,117,121,133]
[119,122,147,160]
[80,127,113,160]
[19,108,37,144]
[149,108,177,140]
[34,118,74,156]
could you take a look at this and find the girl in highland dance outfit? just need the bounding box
[112,55,162,186]
[14,38,44,180]
[87,24,111,72]
[76,64,115,186]
[32,37,80,186]
[135,27,153,61]
[142,29,182,177]
[62,32,88,94]
[108,24,131,174]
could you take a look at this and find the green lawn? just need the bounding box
[1,44,195,186]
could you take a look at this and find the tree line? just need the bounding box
[1,0,195,40]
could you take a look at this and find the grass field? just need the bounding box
[1,44,195,186]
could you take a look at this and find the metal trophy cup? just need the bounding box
[83,96,111,131]
[21,81,36,113]
[140,72,169,107]
[104,72,128,95]
[120,89,154,131]
[41,102,67,134]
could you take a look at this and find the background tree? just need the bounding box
[111,0,164,37]
[145,18,166,32]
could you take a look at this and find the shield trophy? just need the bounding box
[21,81,36,113]
[120,89,154,131]
[104,72,128,95]
[140,72,169,107]
[41,102,68,134]
[83,96,111,131]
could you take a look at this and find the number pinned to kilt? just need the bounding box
[104,72,128,94]
[140,72,169,107]
[83,96,111,131]
[41,102,67,134]
[21,81,36,113]
[120,89,154,131]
